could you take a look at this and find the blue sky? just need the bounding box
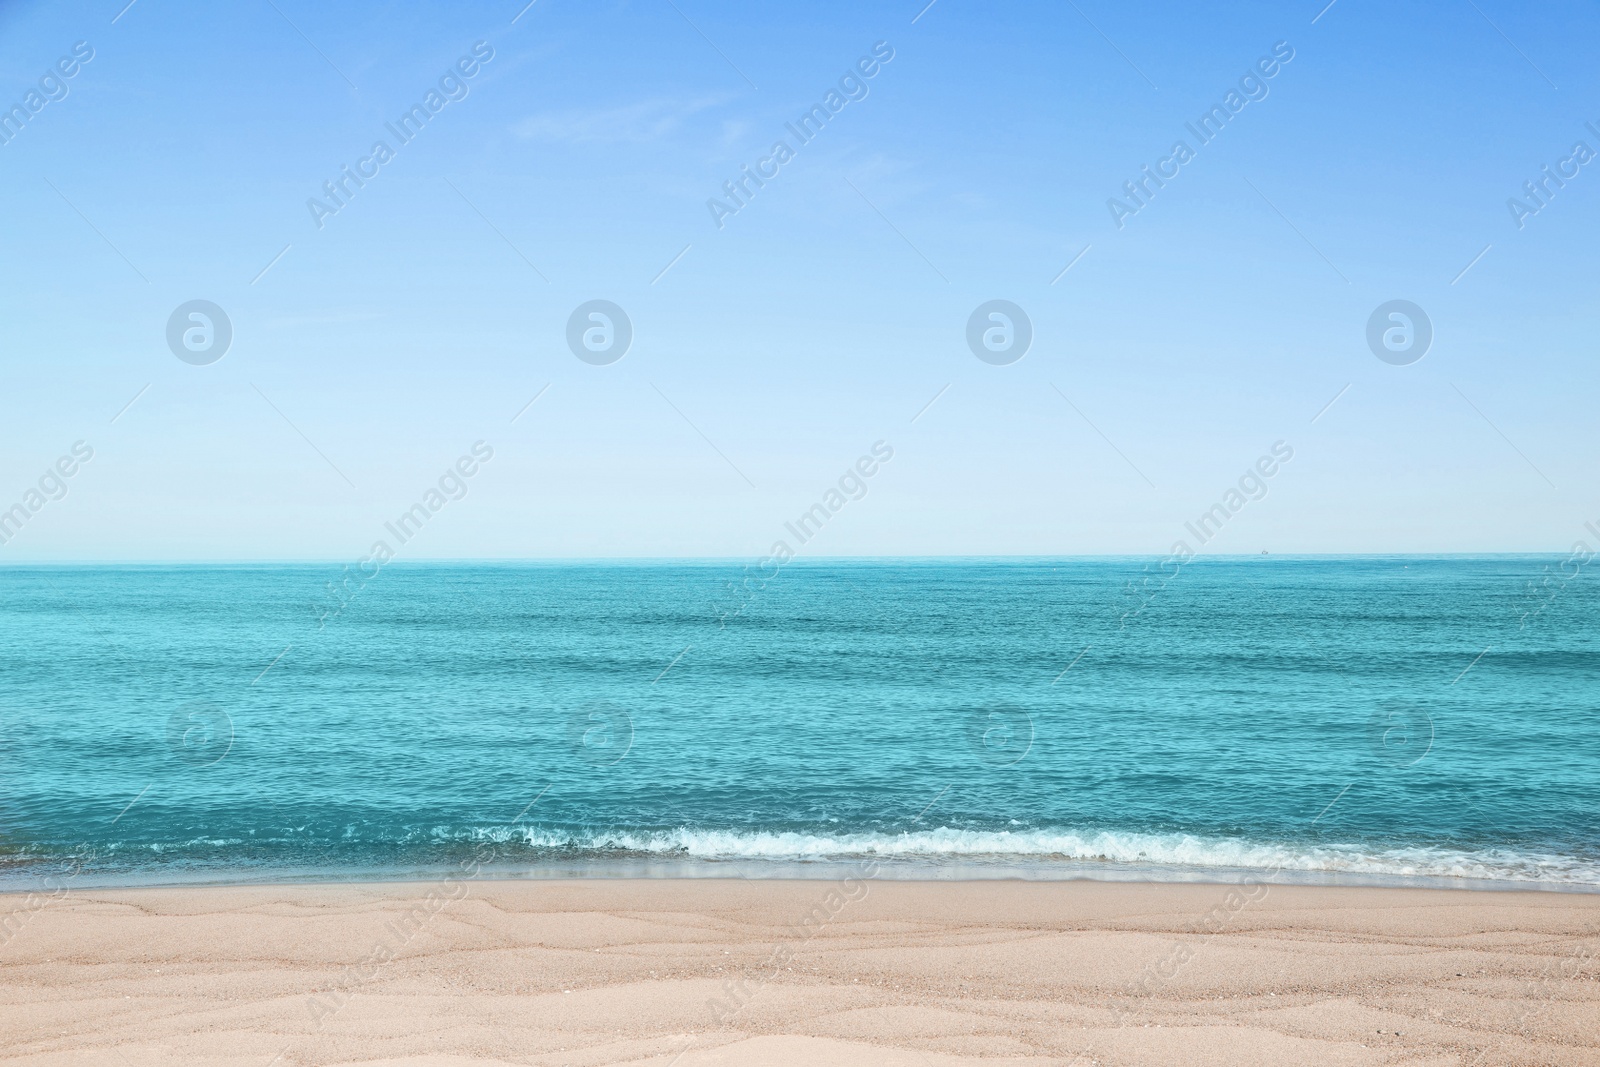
[1,0,1596,559]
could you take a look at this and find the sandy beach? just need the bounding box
[0,877,1595,1066]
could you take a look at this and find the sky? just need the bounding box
[0,0,1596,560]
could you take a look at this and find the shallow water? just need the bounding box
[2,558,1596,890]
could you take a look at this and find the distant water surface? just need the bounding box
[1,558,1597,890]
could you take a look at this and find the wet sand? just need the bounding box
[1,877,1596,1065]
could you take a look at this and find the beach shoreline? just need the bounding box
[5,857,1599,897]
[2,878,1595,1065]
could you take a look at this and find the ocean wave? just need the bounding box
[488,825,1600,884]
[9,824,1594,888]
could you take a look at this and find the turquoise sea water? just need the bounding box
[1,558,1597,890]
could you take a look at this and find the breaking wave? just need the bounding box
[484,824,1600,885]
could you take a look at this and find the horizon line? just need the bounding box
[0,551,1580,567]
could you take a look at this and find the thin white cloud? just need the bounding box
[513,96,731,144]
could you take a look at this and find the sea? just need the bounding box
[2,557,1597,892]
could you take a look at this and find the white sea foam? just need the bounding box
[498,825,1600,885]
